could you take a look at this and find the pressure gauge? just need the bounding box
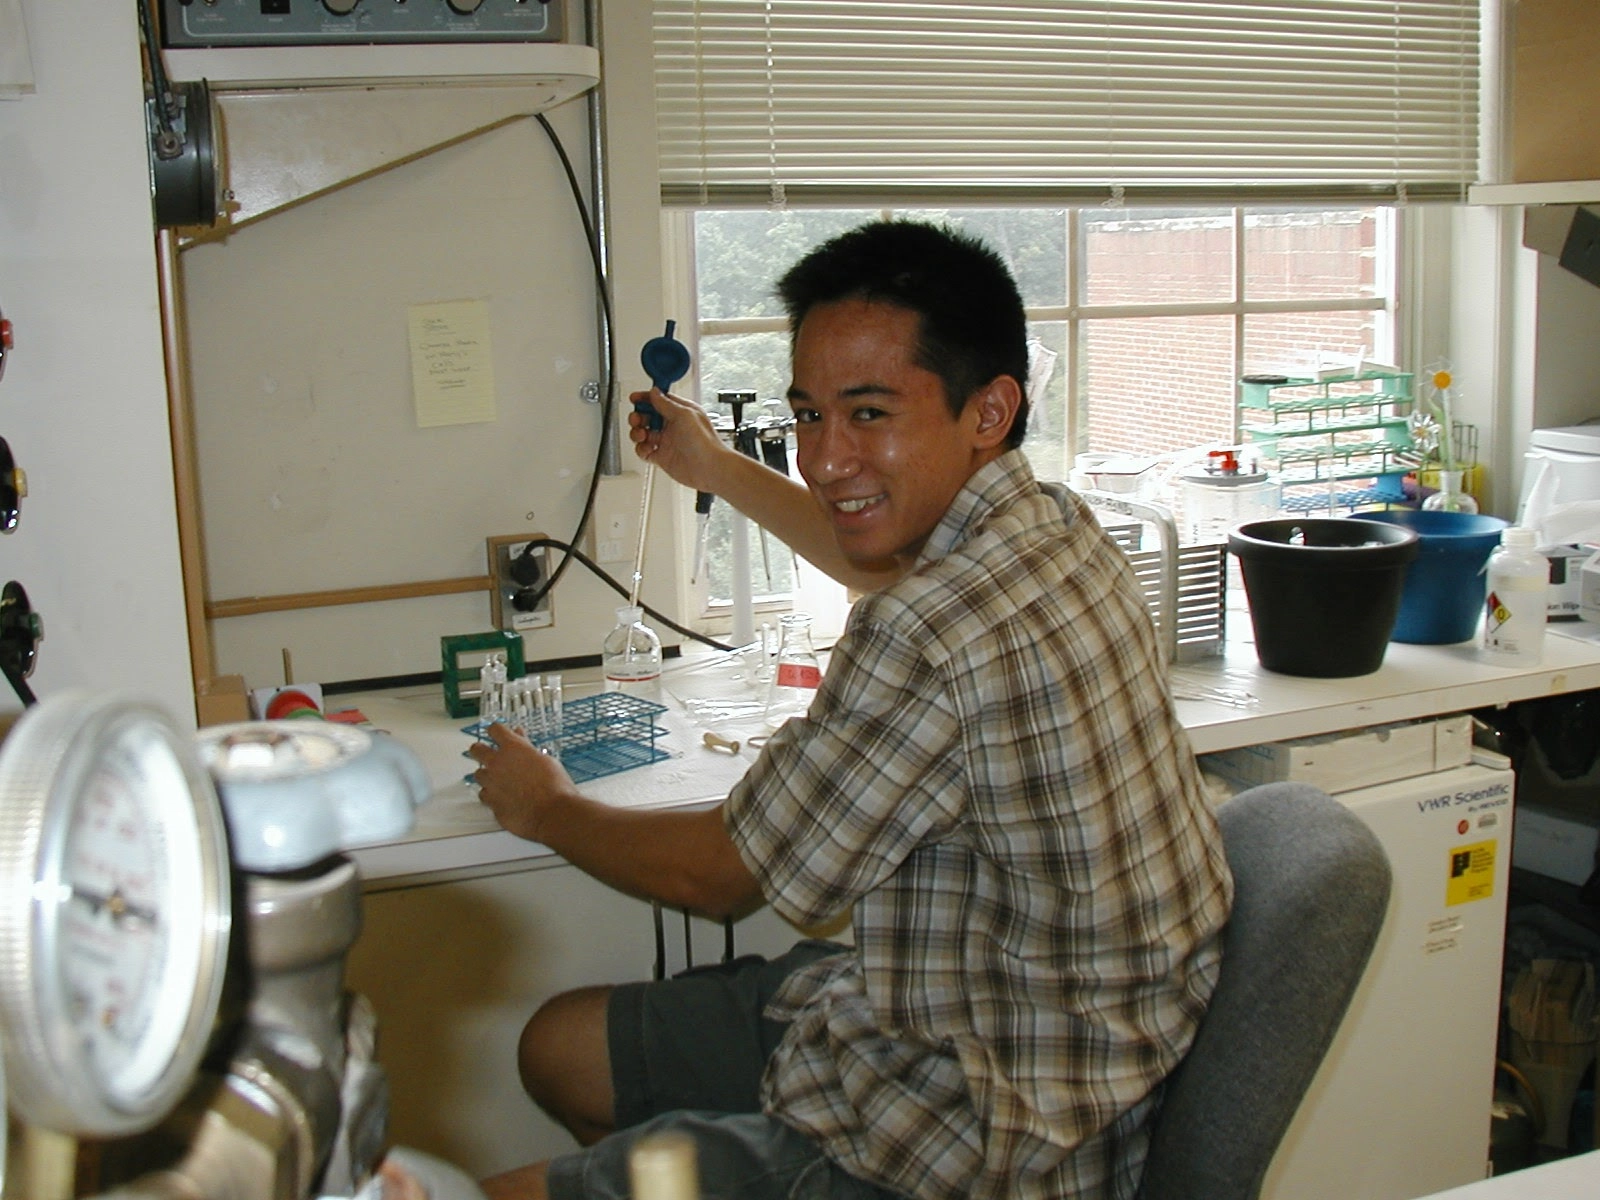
[0,691,232,1136]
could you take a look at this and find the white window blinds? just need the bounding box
[653,0,1481,207]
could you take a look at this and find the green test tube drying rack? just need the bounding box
[440,630,525,718]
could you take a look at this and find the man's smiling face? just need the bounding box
[788,298,1003,571]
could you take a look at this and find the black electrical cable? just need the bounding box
[523,112,618,615]
[652,902,666,981]
[136,0,181,154]
[2,665,35,709]
[521,536,736,653]
[484,117,757,658]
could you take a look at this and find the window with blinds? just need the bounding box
[653,0,1482,207]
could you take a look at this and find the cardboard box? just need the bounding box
[1200,714,1473,795]
[195,674,250,727]
[1511,0,1600,183]
[1514,802,1600,885]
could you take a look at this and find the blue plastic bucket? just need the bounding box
[1359,509,1509,644]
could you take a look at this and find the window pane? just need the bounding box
[695,210,870,320]
[905,208,1069,307]
[704,502,797,608]
[1244,209,1378,301]
[1083,316,1237,456]
[1021,320,1070,482]
[696,331,791,404]
[1240,311,1379,379]
[683,202,1400,616]
[1082,210,1234,306]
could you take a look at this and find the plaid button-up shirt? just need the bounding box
[725,451,1233,1200]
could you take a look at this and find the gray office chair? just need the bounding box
[1137,781,1393,1200]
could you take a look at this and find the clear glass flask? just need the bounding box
[1421,468,1479,513]
[764,612,821,729]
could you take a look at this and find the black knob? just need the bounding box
[0,581,43,706]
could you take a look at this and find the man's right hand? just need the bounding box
[627,387,733,493]
[624,384,901,593]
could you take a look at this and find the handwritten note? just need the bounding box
[408,299,497,428]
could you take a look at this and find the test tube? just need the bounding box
[514,676,535,739]
[546,673,564,758]
[759,621,777,683]
[529,674,547,748]
[479,653,506,728]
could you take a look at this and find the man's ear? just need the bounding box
[970,375,1023,448]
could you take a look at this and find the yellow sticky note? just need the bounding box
[1446,840,1496,906]
[408,299,497,428]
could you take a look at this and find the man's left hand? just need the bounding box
[467,723,577,843]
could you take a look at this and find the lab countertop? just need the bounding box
[1412,1151,1600,1199]
[1172,618,1600,754]
[344,619,1600,885]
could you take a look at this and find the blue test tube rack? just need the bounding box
[466,691,671,784]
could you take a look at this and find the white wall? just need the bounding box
[0,1,194,724]
[0,1,676,720]
[1448,203,1600,518]
[1527,251,1600,429]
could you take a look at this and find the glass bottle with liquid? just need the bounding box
[603,605,663,703]
[765,612,821,729]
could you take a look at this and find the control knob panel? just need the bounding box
[161,0,562,47]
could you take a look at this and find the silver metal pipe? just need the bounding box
[587,0,623,477]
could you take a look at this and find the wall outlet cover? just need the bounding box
[487,534,554,633]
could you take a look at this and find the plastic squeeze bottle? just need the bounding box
[1480,528,1549,666]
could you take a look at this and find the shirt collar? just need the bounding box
[915,450,1039,569]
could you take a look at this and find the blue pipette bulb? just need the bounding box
[637,320,692,431]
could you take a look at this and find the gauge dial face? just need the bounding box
[53,720,214,1108]
[0,692,232,1136]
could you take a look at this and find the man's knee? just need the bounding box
[519,985,615,1144]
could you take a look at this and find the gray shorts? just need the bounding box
[545,940,908,1200]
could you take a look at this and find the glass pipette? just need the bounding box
[629,321,693,611]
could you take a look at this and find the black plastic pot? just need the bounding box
[1228,518,1420,677]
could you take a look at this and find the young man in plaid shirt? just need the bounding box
[472,220,1231,1200]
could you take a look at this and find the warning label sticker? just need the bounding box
[1447,840,1497,906]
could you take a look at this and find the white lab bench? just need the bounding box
[1414,1150,1600,1198]
[342,620,1600,1179]
[349,621,1600,885]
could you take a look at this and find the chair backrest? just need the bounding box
[1137,781,1392,1200]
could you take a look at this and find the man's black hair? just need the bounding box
[775,220,1030,448]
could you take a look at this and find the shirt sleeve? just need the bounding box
[725,606,967,928]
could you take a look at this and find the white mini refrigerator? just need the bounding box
[1260,761,1515,1200]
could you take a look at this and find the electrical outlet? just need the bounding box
[487,534,554,632]
[590,473,647,565]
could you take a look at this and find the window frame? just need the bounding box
[662,202,1447,629]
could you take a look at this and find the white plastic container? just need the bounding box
[1480,527,1549,666]
[1177,449,1280,544]
[602,605,663,702]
